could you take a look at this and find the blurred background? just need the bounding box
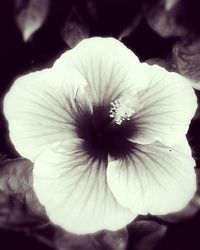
[1,0,200,249]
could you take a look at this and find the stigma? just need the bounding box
[110,94,137,125]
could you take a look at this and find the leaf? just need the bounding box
[146,0,187,38]
[53,228,99,250]
[127,221,167,250]
[172,37,200,87]
[53,227,128,250]
[118,14,142,41]
[15,0,50,42]
[165,0,180,11]
[95,229,129,250]
[0,158,48,230]
[61,6,89,48]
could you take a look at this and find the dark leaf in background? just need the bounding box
[95,228,129,250]
[53,228,99,250]
[61,5,89,48]
[172,36,200,85]
[146,0,187,38]
[15,0,50,42]
[164,0,180,10]
[0,158,48,231]
[0,157,55,249]
[127,221,167,250]
[118,14,142,41]
[54,227,128,250]
[171,36,200,120]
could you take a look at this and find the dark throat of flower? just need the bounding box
[75,104,137,163]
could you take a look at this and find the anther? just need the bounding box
[109,94,137,125]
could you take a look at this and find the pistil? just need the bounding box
[110,94,137,125]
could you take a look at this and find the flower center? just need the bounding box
[110,94,137,125]
[75,96,137,161]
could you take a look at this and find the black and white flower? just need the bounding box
[4,37,197,234]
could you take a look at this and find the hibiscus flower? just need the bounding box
[4,37,197,234]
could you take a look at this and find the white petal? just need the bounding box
[4,68,91,161]
[132,64,197,146]
[107,138,196,215]
[33,139,136,234]
[53,37,149,105]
